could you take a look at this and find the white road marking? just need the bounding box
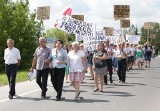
[0,89,40,103]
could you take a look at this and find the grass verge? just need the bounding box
[0,71,29,87]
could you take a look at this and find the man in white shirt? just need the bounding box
[125,42,132,71]
[4,39,21,99]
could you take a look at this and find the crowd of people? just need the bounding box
[3,36,159,101]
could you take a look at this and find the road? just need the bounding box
[0,57,160,111]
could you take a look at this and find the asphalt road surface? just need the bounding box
[0,57,160,111]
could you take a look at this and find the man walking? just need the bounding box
[4,39,21,99]
[30,37,51,99]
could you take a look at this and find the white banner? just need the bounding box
[84,30,106,51]
[107,30,125,45]
[58,16,96,37]
[126,35,141,44]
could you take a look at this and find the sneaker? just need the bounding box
[90,78,94,80]
[8,95,13,99]
[41,95,46,99]
[119,80,122,83]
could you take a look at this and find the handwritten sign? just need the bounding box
[114,5,130,20]
[121,19,130,28]
[37,6,50,20]
[71,15,84,21]
[144,22,155,29]
[103,27,114,36]
[58,16,96,37]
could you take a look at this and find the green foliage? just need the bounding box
[0,0,39,72]
[45,28,75,44]
[140,23,160,48]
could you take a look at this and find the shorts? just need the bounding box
[136,58,143,62]
[145,55,151,61]
[69,72,83,82]
[127,56,131,64]
[130,56,135,63]
[94,67,106,76]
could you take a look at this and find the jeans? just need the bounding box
[117,58,126,82]
[36,68,49,96]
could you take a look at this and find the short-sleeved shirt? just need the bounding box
[34,46,51,70]
[117,48,127,59]
[49,48,68,68]
[126,47,132,57]
[145,45,152,56]
[4,47,21,64]
[130,47,135,56]
[105,46,113,59]
[68,50,85,72]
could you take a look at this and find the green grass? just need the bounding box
[0,71,29,87]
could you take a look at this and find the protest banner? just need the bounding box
[71,15,84,21]
[114,5,130,20]
[121,19,130,28]
[103,27,114,36]
[37,6,50,20]
[58,16,96,37]
[126,35,141,44]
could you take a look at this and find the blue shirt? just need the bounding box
[49,48,68,68]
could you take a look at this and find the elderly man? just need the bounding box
[4,39,21,99]
[30,37,51,99]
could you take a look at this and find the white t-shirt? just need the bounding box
[116,48,127,59]
[4,47,21,64]
[113,49,119,58]
[68,50,85,72]
[130,47,135,56]
[126,47,132,57]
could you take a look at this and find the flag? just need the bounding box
[54,5,72,27]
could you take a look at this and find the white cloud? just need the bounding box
[15,0,160,29]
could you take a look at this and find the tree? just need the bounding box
[45,28,75,44]
[0,0,39,72]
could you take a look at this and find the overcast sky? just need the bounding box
[20,0,160,29]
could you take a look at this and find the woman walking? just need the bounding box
[68,42,87,101]
[92,42,107,92]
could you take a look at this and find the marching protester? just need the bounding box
[30,37,51,99]
[87,51,95,80]
[130,44,136,70]
[144,41,152,68]
[112,45,118,72]
[47,39,68,101]
[135,45,144,69]
[117,42,128,83]
[92,42,107,92]
[105,39,114,85]
[79,43,88,83]
[68,42,87,101]
[125,42,132,71]
[4,39,21,99]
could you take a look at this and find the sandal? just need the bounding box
[93,88,99,92]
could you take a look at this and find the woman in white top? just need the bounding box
[68,42,87,101]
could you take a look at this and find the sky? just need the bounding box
[15,0,160,30]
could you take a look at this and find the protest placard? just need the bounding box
[37,6,50,20]
[114,5,130,20]
[144,22,155,29]
[103,27,114,36]
[126,35,141,44]
[121,19,130,28]
[71,15,84,21]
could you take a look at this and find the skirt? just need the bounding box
[94,67,106,76]
[69,72,83,82]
